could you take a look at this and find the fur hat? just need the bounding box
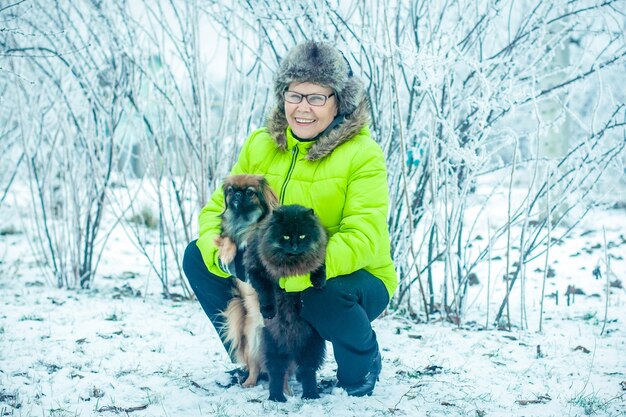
[273,41,364,116]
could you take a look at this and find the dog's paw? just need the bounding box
[242,379,257,388]
[260,304,276,320]
[217,237,237,264]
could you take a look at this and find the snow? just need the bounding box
[1,192,625,417]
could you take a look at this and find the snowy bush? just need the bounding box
[2,0,625,326]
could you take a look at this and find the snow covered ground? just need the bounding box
[1,189,625,417]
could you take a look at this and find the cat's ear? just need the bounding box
[272,208,284,221]
[308,208,315,216]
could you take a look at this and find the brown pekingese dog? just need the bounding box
[215,174,278,388]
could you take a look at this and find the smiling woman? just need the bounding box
[185,40,397,400]
[283,82,338,140]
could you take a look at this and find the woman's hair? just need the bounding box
[273,41,364,116]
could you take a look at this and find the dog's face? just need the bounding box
[223,174,279,217]
[225,183,261,215]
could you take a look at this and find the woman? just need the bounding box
[183,41,397,397]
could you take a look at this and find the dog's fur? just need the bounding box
[221,279,264,387]
[244,205,328,402]
[216,174,278,388]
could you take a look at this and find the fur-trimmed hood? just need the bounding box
[266,98,371,161]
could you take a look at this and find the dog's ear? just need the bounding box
[259,178,279,213]
[220,177,234,213]
[222,184,228,205]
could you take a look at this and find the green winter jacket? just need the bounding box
[196,100,397,299]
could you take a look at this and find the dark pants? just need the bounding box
[182,240,389,386]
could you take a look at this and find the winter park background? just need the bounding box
[1,1,625,416]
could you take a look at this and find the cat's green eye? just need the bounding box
[283,236,290,240]
[299,235,306,239]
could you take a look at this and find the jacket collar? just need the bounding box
[266,99,371,161]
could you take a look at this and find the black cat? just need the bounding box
[244,204,328,402]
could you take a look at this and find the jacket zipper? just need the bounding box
[280,146,298,204]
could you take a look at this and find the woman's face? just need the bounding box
[284,82,338,139]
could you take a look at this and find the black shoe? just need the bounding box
[341,350,382,397]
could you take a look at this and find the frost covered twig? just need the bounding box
[538,166,551,333]
[382,2,429,320]
[600,226,610,336]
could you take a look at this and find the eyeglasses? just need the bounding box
[283,91,335,106]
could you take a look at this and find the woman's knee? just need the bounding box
[183,240,205,284]
[300,271,389,325]
[300,278,355,322]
